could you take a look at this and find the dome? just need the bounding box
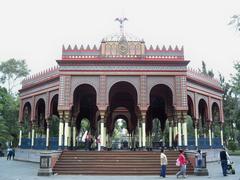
[102,33,143,42]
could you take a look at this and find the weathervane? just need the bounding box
[115,17,128,36]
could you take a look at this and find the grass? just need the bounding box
[229,149,240,156]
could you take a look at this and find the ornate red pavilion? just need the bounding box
[18,19,224,150]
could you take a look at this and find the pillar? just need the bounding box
[182,112,188,146]
[46,122,50,148]
[177,112,182,147]
[169,120,173,148]
[194,119,198,147]
[220,123,224,146]
[100,113,105,148]
[138,120,142,148]
[208,123,212,147]
[72,119,76,148]
[31,122,36,147]
[18,123,23,147]
[64,111,70,147]
[58,111,64,147]
[142,113,146,148]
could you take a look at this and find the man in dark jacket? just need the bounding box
[220,148,228,176]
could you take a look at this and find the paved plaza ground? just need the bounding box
[0,156,240,180]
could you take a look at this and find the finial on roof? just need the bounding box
[80,45,84,50]
[67,45,71,50]
[162,45,166,51]
[115,17,128,36]
[74,45,78,50]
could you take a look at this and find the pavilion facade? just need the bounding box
[18,31,224,150]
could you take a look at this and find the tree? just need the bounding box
[228,15,240,31]
[199,61,214,78]
[0,87,19,147]
[0,58,30,94]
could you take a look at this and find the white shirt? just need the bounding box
[160,153,168,165]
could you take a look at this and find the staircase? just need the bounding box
[53,150,194,175]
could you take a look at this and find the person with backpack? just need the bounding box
[176,149,188,178]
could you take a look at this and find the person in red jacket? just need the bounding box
[176,149,188,178]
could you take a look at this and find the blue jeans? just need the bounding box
[221,160,227,176]
[197,159,202,168]
[160,165,167,177]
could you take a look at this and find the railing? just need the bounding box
[33,138,46,150]
[49,137,58,150]
[187,137,223,149]
[21,138,31,149]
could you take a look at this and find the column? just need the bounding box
[64,111,70,147]
[220,123,224,146]
[208,122,212,147]
[142,113,146,148]
[31,122,35,147]
[138,120,142,148]
[100,113,105,148]
[58,111,64,148]
[194,119,198,147]
[18,123,23,147]
[72,118,76,148]
[177,112,182,147]
[46,122,50,148]
[182,112,188,146]
[169,120,173,148]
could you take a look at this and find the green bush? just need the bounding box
[228,140,237,152]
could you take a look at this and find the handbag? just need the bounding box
[176,158,180,166]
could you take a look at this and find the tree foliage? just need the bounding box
[228,15,240,31]
[0,58,30,94]
[199,61,214,78]
[0,87,19,148]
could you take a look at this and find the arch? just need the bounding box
[73,84,98,136]
[107,81,138,135]
[50,94,59,117]
[109,81,138,108]
[198,98,208,137]
[146,84,173,134]
[187,95,194,117]
[211,102,221,138]
[70,77,99,105]
[35,98,47,134]
[106,77,140,105]
[22,102,31,122]
[147,76,175,106]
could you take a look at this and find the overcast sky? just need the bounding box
[0,0,240,83]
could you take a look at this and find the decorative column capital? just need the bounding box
[64,110,70,123]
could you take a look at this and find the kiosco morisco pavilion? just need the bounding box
[18,19,224,151]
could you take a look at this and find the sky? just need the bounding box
[0,0,240,84]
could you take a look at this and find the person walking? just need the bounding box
[220,148,228,176]
[160,148,168,178]
[176,149,188,178]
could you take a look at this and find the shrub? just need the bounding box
[228,140,237,152]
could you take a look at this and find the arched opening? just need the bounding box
[107,81,138,149]
[22,102,31,138]
[187,96,195,138]
[212,102,220,138]
[198,99,208,137]
[73,84,98,148]
[112,118,129,150]
[147,84,173,149]
[35,98,46,136]
[49,94,59,141]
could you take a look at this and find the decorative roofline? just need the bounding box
[187,67,221,88]
[145,45,183,52]
[22,66,59,87]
